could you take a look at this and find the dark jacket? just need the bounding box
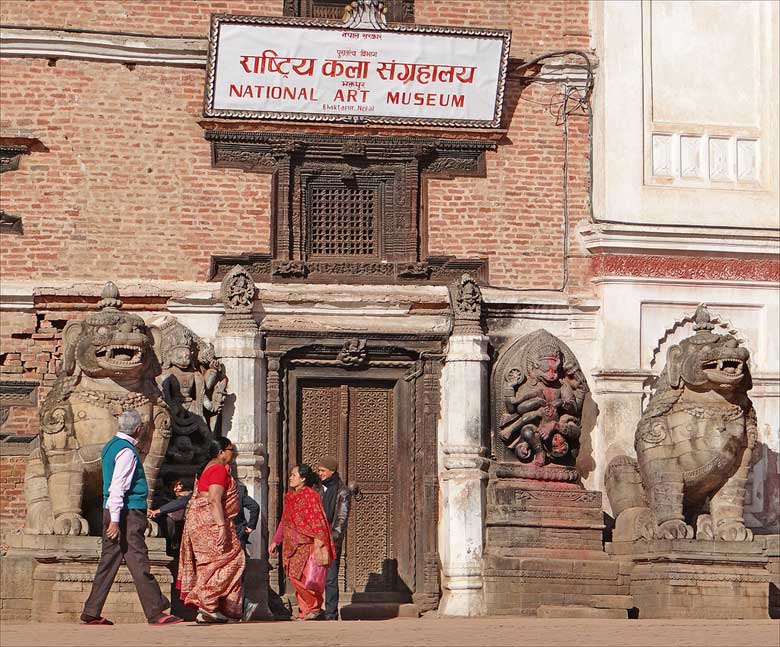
[158,492,191,522]
[320,473,351,552]
[235,482,260,547]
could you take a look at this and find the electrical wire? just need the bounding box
[490,50,595,293]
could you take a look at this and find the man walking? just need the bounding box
[80,410,182,626]
[316,456,351,621]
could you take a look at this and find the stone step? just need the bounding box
[537,605,627,619]
[339,603,420,621]
[563,594,634,609]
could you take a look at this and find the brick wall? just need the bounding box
[0,0,594,291]
[0,57,274,282]
[0,457,26,532]
[0,0,283,35]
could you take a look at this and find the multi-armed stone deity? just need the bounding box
[606,305,756,542]
[24,283,171,535]
[152,316,227,469]
[495,329,588,474]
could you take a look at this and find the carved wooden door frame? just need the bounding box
[264,333,444,610]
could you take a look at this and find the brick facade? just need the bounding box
[1,0,593,530]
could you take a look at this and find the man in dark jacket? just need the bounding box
[234,481,260,550]
[317,455,351,621]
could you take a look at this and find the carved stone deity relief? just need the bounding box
[492,330,588,478]
[148,316,227,467]
[605,305,757,542]
[219,264,257,332]
[449,273,484,335]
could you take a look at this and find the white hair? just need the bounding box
[118,410,143,437]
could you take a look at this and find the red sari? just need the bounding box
[177,464,246,619]
[273,485,336,617]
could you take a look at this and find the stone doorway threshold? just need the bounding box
[288,591,421,620]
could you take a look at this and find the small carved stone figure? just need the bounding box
[218,265,257,333]
[23,283,171,535]
[497,330,587,468]
[151,316,227,466]
[605,305,757,542]
[450,273,484,335]
[337,338,368,368]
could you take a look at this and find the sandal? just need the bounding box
[196,609,229,624]
[81,616,114,625]
[149,614,183,626]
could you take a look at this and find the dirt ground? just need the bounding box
[0,617,777,647]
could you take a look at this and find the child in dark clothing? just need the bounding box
[149,476,192,552]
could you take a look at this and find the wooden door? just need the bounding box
[297,381,397,593]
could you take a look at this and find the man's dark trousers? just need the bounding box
[324,549,341,619]
[82,509,169,621]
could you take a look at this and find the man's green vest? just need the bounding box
[101,435,148,510]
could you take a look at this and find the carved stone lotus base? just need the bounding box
[482,464,632,617]
[608,538,770,619]
[0,534,173,623]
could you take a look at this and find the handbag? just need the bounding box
[302,551,327,593]
[313,539,331,567]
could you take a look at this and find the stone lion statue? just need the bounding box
[23,283,171,535]
[605,305,756,542]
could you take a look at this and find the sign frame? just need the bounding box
[203,13,512,129]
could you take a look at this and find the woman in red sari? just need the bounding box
[178,437,246,623]
[269,464,336,620]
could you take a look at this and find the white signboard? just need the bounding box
[204,15,511,128]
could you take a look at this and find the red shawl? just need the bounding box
[278,486,336,580]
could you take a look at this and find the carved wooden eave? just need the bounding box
[205,129,496,286]
[0,137,47,173]
[1,137,47,236]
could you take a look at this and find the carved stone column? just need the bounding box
[437,275,490,616]
[213,266,268,617]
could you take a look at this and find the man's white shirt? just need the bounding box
[106,432,139,523]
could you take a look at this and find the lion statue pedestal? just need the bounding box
[605,305,770,619]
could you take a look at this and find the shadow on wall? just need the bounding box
[576,392,598,482]
[746,442,780,535]
[217,392,237,437]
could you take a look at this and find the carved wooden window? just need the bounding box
[284,0,415,23]
[308,185,378,258]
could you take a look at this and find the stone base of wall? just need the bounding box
[483,468,632,618]
[1,533,172,623]
[609,539,770,619]
[758,535,780,619]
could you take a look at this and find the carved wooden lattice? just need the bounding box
[299,386,340,467]
[309,187,376,257]
[348,387,394,591]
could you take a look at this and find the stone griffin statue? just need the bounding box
[150,315,227,467]
[605,305,757,542]
[23,283,171,535]
[495,330,588,470]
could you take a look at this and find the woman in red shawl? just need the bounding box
[269,464,336,620]
[177,437,246,623]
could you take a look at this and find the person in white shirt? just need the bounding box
[80,410,182,626]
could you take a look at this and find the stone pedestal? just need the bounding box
[1,534,172,623]
[609,539,770,619]
[483,464,632,618]
[437,335,490,617]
